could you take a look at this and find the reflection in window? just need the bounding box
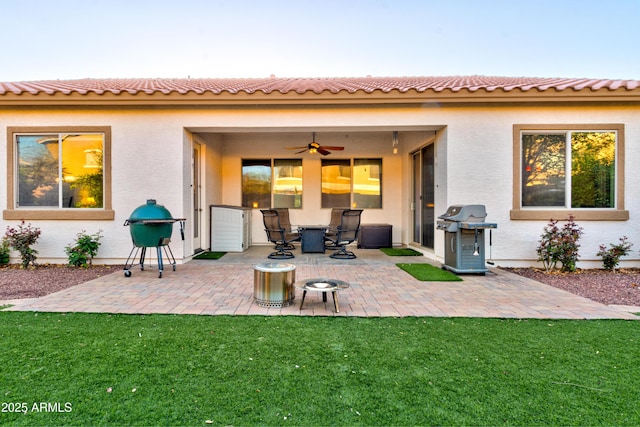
[242,160,271,209]
[242,159,303,209]
[321,158,382,208]
[521,133,566,207]
[522,131,615,208]
[321,159,351,208]
[571,132,615,208]
[16,133,104,208]
[353,158,382,208]
[274,159,302,208]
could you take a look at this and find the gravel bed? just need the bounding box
[0,264,123,300]
[503,267,640,307]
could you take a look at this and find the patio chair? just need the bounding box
[274,208,298,250]
[325,208,349,243]
[260,209,300,259]
[324,209,363,259]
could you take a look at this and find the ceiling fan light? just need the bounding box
[309,147,317,154]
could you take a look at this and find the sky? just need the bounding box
[1,0,639,82]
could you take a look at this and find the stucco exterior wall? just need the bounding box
[1,109,190,264]
[432,104,640,267]
[1,102,639,268]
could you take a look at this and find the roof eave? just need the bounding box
[0,88,639,107]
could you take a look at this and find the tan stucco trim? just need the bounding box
[510,209,629,221]
[4,126,113,221]
[511,123,628,221]
[2,209,115,220]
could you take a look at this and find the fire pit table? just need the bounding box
[294,278,349,313]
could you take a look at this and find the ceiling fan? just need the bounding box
[286,132,344,156]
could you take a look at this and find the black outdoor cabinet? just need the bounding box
[357,223,392,249]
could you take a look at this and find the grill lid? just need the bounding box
[438,204,487,222]
[123,199,186,247]
[127,199,173,223]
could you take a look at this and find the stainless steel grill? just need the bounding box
[436,204,497,274]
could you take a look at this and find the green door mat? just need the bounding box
[397,263,463,281]
[193,251,226,260]
[380,247,423,256]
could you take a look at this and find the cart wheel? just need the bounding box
[124,270,132,278]
[172,265,176,271]
[158,271,163,278]
[140,265,144,271]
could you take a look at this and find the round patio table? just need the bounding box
[294,278,349,313]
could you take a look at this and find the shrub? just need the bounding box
[65,230,103,267]
[536,216,584,273]
[0,238,10,266]
[597,236,633,271]
[4,221,41,269]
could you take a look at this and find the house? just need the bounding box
[1,76,639,267]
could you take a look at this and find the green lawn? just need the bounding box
[0,312,638,426]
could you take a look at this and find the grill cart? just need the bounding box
[123,199,186,278]
[436,204,497,274]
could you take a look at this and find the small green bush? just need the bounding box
[65,230,103,267]
[536,216,583,272]
[597,236,633,271]
[4,221,41,269]
[0,238,10,266]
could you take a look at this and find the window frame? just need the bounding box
[321,158,383,209]
[511,124,627,221]
[241,158,303,209]
[4,126,113,220]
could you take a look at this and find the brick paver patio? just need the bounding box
[3,246,638,320]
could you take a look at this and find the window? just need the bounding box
[512,124,627,221]
[242,160,271,209]
[4,127,113,220]
[242,159,302,209]
[322,158,382,209]
[273,159,303,208]
[321,159,351,208]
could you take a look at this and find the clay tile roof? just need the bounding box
[1,75,639,97]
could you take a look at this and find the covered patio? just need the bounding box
[4,246,637,320]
